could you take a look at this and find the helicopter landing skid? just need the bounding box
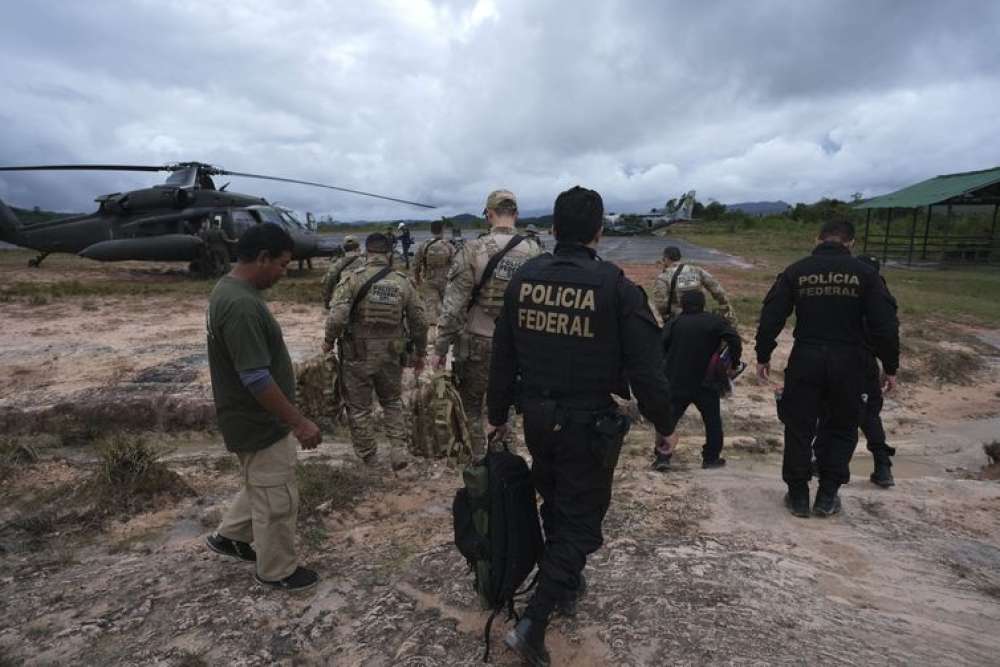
[28,252,49,268]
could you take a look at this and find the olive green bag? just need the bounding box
[410,372,473,463]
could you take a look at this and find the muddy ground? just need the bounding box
[1,253,1000,666]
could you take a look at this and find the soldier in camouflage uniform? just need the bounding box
[432,190,543,455]
[652,245,736,324]
[413,219,457,331]
[324,233,428,470]
[321,235,363,308]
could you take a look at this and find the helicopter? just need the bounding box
[0,162,435,276]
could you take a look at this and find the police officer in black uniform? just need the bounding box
[487,186,673,666]
[815,255,900,488]
[756,219,899,518]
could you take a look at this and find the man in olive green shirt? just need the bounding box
[205,223,322,593]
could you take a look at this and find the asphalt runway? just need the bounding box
[341,230,751,267]
[1,231,749,267]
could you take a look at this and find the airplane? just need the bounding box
[603,190,697,235]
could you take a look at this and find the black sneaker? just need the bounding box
[813,493,842,518]
[206,533,257,562]
[555,573,587,617]
[702,458,727,469]
[651,455,672,473]
[504,618,550,667]
[784,492,811,518]
[255,566,319,592]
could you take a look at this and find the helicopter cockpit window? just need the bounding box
[254,207,285,226]
[163,167,197,189]
[231,210,255,235]
[278,209,307,229]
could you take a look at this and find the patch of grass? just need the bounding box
[296,461,375,521]
[0,439,38,483]
[673,221,1000,327]
[89,433,196,517]
[924,348,984,385]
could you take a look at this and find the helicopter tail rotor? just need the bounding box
[0,198,23,244]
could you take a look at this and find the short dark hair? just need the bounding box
[553,186,604,244]
[818,218,856,243]
[680,289,705,313]
[431,219,444,234]
[366,232,391,254]
[663,246,682,261]
[236,223,294,262]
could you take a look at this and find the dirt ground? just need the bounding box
[2,254,1000,665]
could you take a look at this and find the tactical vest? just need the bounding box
[422,238,454,283]
[665,264,701,294]
[510,248,625,403]
[353,267,405,332]
[467,232,539,338]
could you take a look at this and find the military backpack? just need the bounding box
[452,444,543,661]
[409,372,473,462]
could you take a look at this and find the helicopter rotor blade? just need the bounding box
[216,170,436,209]
[0,164,169,173]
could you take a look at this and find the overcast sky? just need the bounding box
[1,0,999,220]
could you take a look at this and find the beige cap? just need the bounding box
[343,234,357,245]
[483,189,517,214]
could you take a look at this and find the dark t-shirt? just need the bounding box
[207,276,296,452]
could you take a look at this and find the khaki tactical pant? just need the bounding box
[342,340,408,463]
[217,435,299,582]
[453,333,506,458]
[419,281,446,345]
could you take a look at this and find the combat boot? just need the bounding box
[870,450,895,488]
[784,483,810,518]
[813,489,842,517]
[555,573,587,617]
[504,617,550,667]
[651,453,672,473]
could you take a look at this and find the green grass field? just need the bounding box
[673,219,1000,327]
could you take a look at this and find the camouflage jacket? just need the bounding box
[434,226,542,356]
[652,263,736,323]
[322,251,363,308]
[413,236,456,289]
[325,255,428,351]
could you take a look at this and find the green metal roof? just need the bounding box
[855,167,1000,209]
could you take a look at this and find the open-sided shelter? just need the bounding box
[855,167,1000,266]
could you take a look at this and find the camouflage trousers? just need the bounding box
[418,281,446,345]
[342,343,408,464]
[453,334,514,458]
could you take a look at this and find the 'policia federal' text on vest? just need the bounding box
[508,245,627,404]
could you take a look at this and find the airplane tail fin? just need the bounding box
[677,190,695,220]
[0,199,23,243]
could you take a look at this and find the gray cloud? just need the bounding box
[1,0,999,219]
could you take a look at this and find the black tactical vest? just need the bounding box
[509,245,624,405]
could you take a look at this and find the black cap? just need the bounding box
[365,233,391,254]
[663,246,682,261]
[680,290,705,313]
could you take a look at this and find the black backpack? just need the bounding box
[452,446,543,661]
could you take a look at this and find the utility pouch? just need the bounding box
[590,412,630,470]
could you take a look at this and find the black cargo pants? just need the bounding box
[520,399,626,624]
[860,354,891,454]
[670,387,724,462]
[781,343,866,493]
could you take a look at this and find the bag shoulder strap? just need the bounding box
[349,266,394,322]
[468,235,525,311]
[666,263,686,316]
